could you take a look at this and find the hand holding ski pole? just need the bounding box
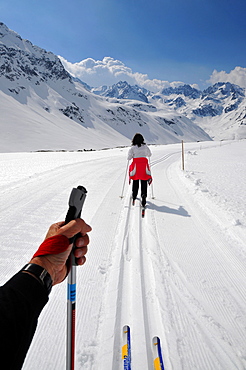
[30,186,91,370]
[31,219,91,285]
[0,189,91,370]
[64,186,89,370]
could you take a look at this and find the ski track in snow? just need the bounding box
[0,142,245,369]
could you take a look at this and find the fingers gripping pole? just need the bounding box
[120,160,130,198]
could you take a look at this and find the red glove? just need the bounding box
[32,235,70,259]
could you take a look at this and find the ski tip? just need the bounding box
[122,325,131,367]
[153,336,160,346]
[123,324,130,333]
[123,325,131,337]
[152,336,164,370]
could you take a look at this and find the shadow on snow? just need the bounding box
[147,201,190,217]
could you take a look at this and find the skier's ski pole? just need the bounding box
[151,181,155,199]
[120,160,129,198]
[149,158,155,199]
[64,186,87,370]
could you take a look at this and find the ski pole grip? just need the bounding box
[65,186,87,266]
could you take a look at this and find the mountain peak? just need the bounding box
[203,82,245,98]
[0,22,71,86]
[161,84,202,99]
[91,80,149,103]
[0,22,40,54]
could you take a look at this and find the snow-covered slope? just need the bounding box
[0,140,245,369]
[0,22,211,152]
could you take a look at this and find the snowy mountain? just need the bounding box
[154,83,246,139]
[0,22,212,152]
[155,82,246,140]
[0,23,240,152]
[155,82,245,118]
[91,81,149,103]
[160,84,202,100]
[93,81,246,140]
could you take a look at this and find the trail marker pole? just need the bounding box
[181,140,185,171]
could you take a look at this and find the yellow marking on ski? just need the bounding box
[154,357,161,370]
[122,344,128,359]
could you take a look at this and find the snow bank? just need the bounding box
[176,139,246,254]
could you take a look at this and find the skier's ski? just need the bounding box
[131,197,145,216]
[153,336,165,370]
[122,325,131,369]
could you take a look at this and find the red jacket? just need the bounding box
[129,157,152,181]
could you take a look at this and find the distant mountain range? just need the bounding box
[90,81,246,140]
[0,22,245,152]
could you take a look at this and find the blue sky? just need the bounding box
[1,0,246,90]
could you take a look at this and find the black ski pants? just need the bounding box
[132,180,148,200]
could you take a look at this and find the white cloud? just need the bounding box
[208,67,246,88]
[58,56,184,92]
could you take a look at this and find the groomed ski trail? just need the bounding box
[1,145,245,369]
[94,147,246,370]
[95,153,177,369]
[148,150,246,369]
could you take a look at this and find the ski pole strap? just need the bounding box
[33,235,70,258]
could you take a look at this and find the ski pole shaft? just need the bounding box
[151,181,155,199]
[120,160,129,198]
[66,267,76,370]
[149,158,155,199]
[65,186,87,370]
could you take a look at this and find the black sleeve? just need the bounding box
[0,272,49,369]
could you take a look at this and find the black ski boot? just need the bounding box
[141,195,146,207]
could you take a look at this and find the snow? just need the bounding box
[0,140,246,369]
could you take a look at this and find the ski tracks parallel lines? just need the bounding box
[152,154,246,369]
[145,192,237,369]
[138,202,168,369]
[94,193,135,369]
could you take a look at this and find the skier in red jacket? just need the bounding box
[128,133,152,207]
